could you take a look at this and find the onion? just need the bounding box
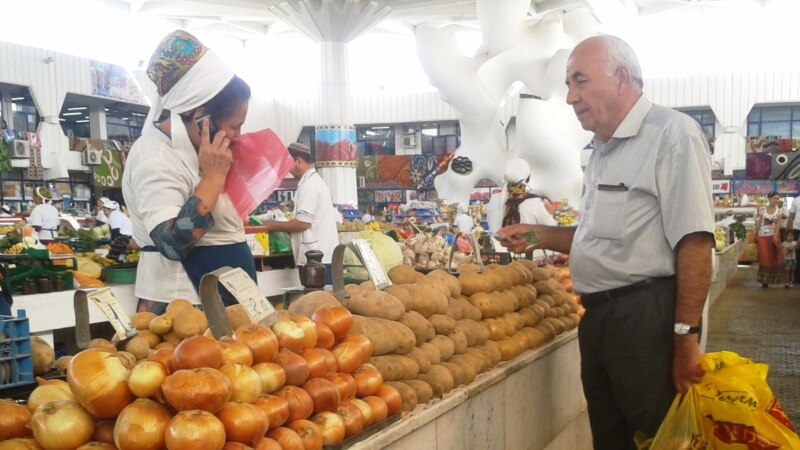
[252,438,282,450]
[302,348,332,379]
[148,347,175,374]
[274,385,314,422]
[75,443,117,449]
[274,349,310,386]
[287,419,324,450]
[172,335,223,370]
[252,362,286,394]
[352,363,383,397]
[271,315,309,354]
[375,384,403,415]
[338,334,373,360]
[221,443,252,450]
[335,400,365,438]
[162,368,232,413]
[27,383,75,413]
[323,372,357,401]
[266,427,304,450]
[363,396,388,424]
[331,342,363,374]
[113,398,171,450]
[128,361,169,398]
[349,398,375,427]
[314,322,335,350]
[0,399,32,440]
[165,410,226,450]
[31,400,95,450]
[92,419,116,444]
[0,438,44,449]
[216,401,269,445]
[67,349,134,419]
[311,306,353,340]
[253,394,290,430]
[219,363,262,403]
[218,338,254,367]
[233,323,279,364]
[310,411,346,445]
[301,377,340,413]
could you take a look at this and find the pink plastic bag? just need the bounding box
[224,129,294,219]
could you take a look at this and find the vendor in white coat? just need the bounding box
[102,200,133,239]
[487,158,557,231]
[28,187,60,243]
[262,142,339,282]
[452,203,474,234]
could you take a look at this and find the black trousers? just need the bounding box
[794,230,800,282]
[578,277,678,450]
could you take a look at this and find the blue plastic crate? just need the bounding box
[0,310,34,391]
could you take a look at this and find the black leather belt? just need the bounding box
[580,276,675,308]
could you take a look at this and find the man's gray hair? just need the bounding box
[602,35,643,89]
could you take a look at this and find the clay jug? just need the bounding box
[299,250,325,289]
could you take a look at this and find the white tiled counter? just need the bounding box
[351,331,591,450]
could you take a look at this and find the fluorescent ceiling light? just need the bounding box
[67,106,87,111]
[62,112,83,116]
[11,97,24,101]
[75,119,89,123]
[372,126,390,129]
[122,117,129,120]
[130,112,145,117]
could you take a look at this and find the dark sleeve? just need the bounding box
[148,196,215,261]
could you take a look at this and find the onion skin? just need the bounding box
[162,368,232,413]
[165,410,226,450]
[172,335,223,371]
[75,443,117,449]
[0,438,44,449]
[253,394,290,431]
[233,323,279,364]
[27,384,76,413]
[92,419,116,444]
[67,349,134,419]
[113,398,171,450]
[216,401,269,445]
[31,400,95,450]
[0,399,32,440]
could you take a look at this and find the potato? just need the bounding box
[425,269,462,298]
[448,330,468,355]
[445,298,464,320]
[419,342,441,365]
[469,292,504,319]
[54,355,72,375]
[405,346,432,373]
[398,379,433,404]
[287,290,341,318]
[447,355,478,384]
[351,315,416,355]
[456,297,482,321]
[31,336,55,375]
[384,285,414,312]
[534,280,556,296]
[394,355,421,380]
[400,283,448,318]
[417,364,454,397]
[148,314,174,335]
[165,299,195,316]
[429,335,455,361]
[131,311,157,331]
[385,381,418,411]
[225,304,252,331]
[124,336,151,360]
[417,279,451,301]
[530,267,551,282]
[368,355,408,381]
[116,351,137,370]
[399,311,434,347]
[343,290,404,320]
[439,362,465,387]
[88,338,117,353]
[136,330,162,349]
[459,272,489,296]
[428,314,456,335]
[172,307,208,339]
[387,265,423,284]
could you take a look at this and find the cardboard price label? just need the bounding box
[218,268,277,326]
[88,287,137,341]
[350,239,391,290]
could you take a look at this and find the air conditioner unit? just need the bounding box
[10,140,30,159]
[402,135,416,148]
[82,148,103,166]
[358,176,366,188]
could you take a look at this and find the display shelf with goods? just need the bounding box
[392,208,441,225]
[341,208,363,222]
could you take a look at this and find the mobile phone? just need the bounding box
[195,115,218,142]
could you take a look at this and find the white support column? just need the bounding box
[89,105,107,140]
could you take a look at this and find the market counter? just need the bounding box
[351,331,591,450]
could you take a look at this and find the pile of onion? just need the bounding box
[67,349,133,419]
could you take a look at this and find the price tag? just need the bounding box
[350,239,392,290]
[88,287,137,341]
[218,268,277,326]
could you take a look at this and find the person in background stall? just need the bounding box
[361,207,374,224]
[94,196,112,225]
[261,142,339,282]
[452,203,474,234]
[102,200,133,239]
[122,30,257,313]
[498,35,714,450]
[487,158,557,233]
[781,230,797,288]
[28,187,60,244]
[756,192,784,288]
[0,205,13,217]
[787,194,800,283]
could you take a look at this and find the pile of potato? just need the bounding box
[289,260,580,411]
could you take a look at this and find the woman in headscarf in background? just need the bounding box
[487,158,556,232]
[122,30,256,314]
[28,187,60,244]
[102,200,133,239]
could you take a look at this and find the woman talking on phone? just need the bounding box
[122,30,256,314]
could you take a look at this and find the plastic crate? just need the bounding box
[0,310,34,391]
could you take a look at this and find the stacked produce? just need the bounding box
[3,297,403,449]
[398,232,474,271]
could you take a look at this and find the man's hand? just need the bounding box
[673,337,704,394]
[496,224,541,253]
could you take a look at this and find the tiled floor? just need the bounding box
[705,264,800,429]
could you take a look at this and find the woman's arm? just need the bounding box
[148,196,215,261]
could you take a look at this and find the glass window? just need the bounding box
[747,104,800,139]
[356,126,395,156]
[761,107,792,122]
[761,122,791,138]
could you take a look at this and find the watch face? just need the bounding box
[674,323,690,334]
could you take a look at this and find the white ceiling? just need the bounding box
[106,0,770,43]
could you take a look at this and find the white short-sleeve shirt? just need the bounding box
[106,209,133,237]
[453,213,474,233]
[292,169,339,264]
[28,203,60,241]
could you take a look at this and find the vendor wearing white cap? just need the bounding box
[95,196,112,224]
[487,158,557,233]
[452,203,474,234]
[102,200,133,239]
[28,187,60,243]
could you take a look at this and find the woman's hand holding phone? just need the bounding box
[196,116,231,182]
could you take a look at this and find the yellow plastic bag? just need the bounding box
[649,389,710,450]
[694,351,800,449]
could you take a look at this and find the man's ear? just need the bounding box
[616,66,632,90]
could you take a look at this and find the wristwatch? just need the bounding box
[674,322,701,335]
